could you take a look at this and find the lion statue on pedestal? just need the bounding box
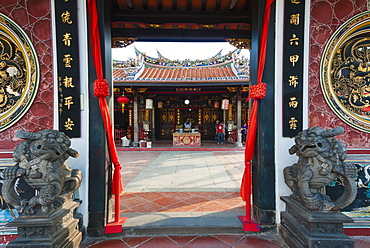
[1,129,82,215]
[284,126,357,211]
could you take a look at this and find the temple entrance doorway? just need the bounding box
[87,0,278,236]
[113,88,249,144]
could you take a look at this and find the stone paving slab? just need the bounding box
[123,151,243,193]
[119,212,248,236]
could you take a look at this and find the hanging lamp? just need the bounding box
[117,95,130,113]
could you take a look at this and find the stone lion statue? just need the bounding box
[1,129,82,215]
[284,126,357,211]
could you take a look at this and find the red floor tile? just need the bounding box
[89,239,129,247]
[191,191,230,200]
[167,236,197,246]
[136,192,167,201]
[221,192,241,199]
[121,236,152,247]
[117,192,247,213]
[353,236,370,247]
[120,194,137,201]
[182,195,209,206]
[217,197,244,208]
[162,201,200,212]
[79,238,101,247]
[120,196,149,208]
[184,236,230,248]
[120,207,135,213]
[152,196,181,207]
[81,235,370,248]
[162,192,193,200]
[130,201,164,212]
[214,235,244,246]
[200,201,232,211]
[189,205,211,212]
[234,236,284,248]
[137,236,182,248]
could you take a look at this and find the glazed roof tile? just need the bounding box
[113,49,249,85]
[113,62,243,82]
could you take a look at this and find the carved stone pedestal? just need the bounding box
[279,196,354,248]
[6,200,82,248]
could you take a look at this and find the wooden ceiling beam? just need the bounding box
[111,9,251,24]
[111,28,250,42]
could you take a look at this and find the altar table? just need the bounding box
[173,132,201,146]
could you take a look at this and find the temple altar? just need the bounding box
[173,132,201,146]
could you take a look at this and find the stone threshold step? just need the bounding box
[107,212,276,237]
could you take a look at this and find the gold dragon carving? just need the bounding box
[0,34,26,112]
[331,36,370,116]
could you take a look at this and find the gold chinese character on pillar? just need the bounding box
[289,55,299,67]
[64,96,74,109]
[290,34,299,45]
[64,118,75,130]
[63,54,73,67]
[288,97,299,108]
[290,13,300,25]
[289,117,298,130]
[61,11,73,24]
[289,75,299,88]
[62,32,72,46]
[62,76,75,88]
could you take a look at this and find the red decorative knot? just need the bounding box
[245,161,252,166]
[93,79,110,97]
[250,82,267,100]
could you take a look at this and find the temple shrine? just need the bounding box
[112,47,250,145]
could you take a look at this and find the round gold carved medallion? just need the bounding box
[182,136,191,145]
[321,11,370,132]
[0,14,39,131]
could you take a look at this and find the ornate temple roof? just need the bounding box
[113,47,249,86]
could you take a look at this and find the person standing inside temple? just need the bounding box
[214,120,220,140]
[241,122,248,145]
[217,121,225,144]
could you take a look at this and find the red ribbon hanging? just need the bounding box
[88,0,103,80]
[257,0,275,85]
[240,0,274,201]
[88,0,123,201]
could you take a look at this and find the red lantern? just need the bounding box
[117,95,130,113]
